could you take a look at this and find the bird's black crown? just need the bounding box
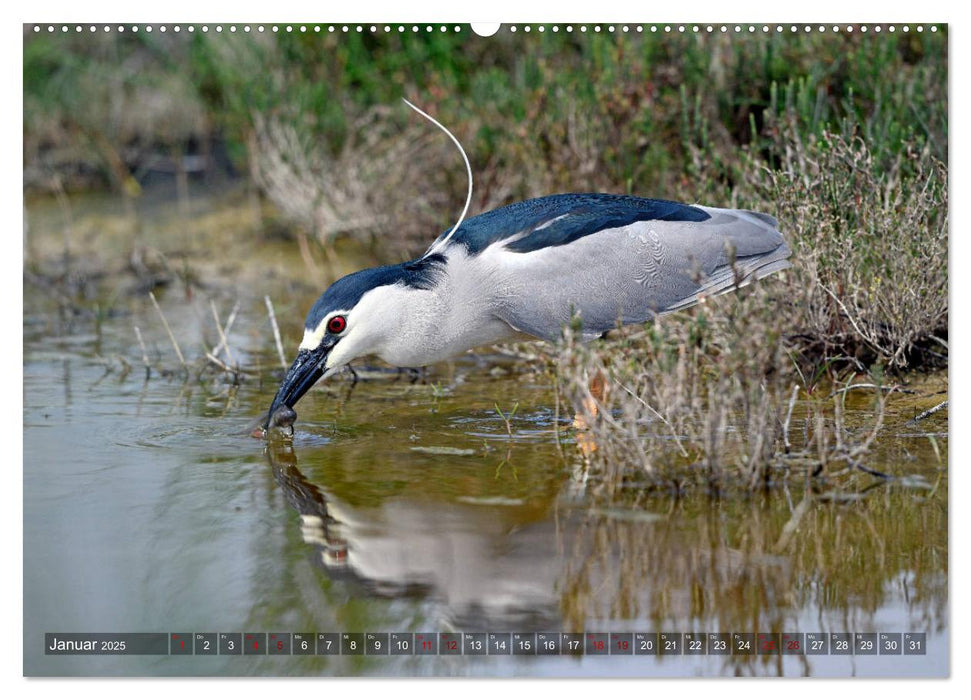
[304,254,446,331]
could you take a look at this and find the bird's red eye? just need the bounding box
[327,315,347,334]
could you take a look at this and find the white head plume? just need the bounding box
[403,98,473,257]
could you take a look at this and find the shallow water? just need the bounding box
[23,187,948,677]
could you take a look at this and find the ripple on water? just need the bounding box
[450,407,569,444]
[120,421,335,453]
[120,421,252,451]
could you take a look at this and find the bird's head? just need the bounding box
[265,256,445,427]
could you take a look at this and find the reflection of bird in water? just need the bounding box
[263,103,791,439]
[266,442,567,629]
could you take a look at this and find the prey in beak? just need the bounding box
[263,340,335,431]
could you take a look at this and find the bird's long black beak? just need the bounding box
[264,344,333,429]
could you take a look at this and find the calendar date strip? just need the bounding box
[45,632,928,656]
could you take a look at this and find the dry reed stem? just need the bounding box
[133,325,150,369]
[782,384,799,452]
[148,291,185,367]
[211,301,240,359]
[209,299,236,368]
[616,379,689,458]
[265,295,287,369]
[205,352,235,374]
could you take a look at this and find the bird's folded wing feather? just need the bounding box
[447,195,791,341]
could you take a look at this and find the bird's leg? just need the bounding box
[339,376,358,408]
[574,369,608,456]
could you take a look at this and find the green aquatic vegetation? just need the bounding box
[494,401,519,439]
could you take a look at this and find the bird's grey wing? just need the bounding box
[485,206,791,341]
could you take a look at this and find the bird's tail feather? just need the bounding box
[661,243,792,315]
[738,209,779,229]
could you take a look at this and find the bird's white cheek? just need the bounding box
[298,326,326,352]
[324,328,367,369]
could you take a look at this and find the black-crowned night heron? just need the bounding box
[263,103,791,431]
[264,192,791,429]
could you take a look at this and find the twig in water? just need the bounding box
[133,325,151,375]
[847,457,893,480]
[906,400,948,425]
[205,352,235,375]
[204,352,253,378]
[265,295,287,369]
[209,300,236,368]
[148,291,185,367]
[782,384,800,452]
[827,383,914,399]
[211,301,240,359]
